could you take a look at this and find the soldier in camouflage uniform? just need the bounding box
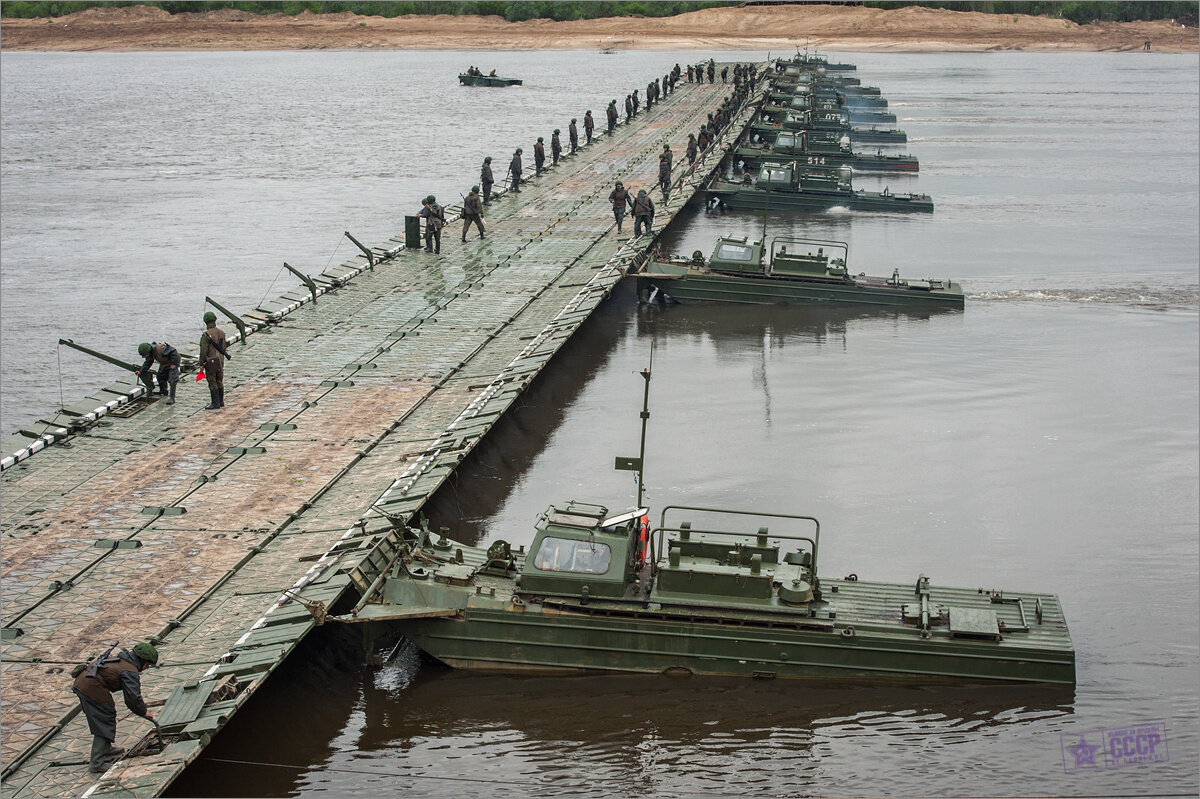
[199,311,231,410]
[136,342,179,405]
[72,642,158,773]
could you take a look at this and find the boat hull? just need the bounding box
[395,602,1071,684]
[459,74,523,87]
[638,271,963,308]
[708,184,934,214]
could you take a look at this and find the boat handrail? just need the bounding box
[655,504,819,582]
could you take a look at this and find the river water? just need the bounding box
[2,49,1197,798]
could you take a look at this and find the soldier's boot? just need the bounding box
[204,388,220,410]
[89,737,112,773]
[218,387,225,408]
[166,381,176,405]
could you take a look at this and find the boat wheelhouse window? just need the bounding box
[715,243,754,261]
[775,133,796,148]
[760,167,790,183]
[532,537,612,574]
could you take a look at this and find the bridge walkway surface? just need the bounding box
[0,67,764,798]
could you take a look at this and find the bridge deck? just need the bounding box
[0,69,764,798]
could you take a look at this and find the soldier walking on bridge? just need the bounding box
[136,341,179,405]
[200,311,231,410]
[569,118,579,154]
[609,180,632,234]
[632,89,640,116]
[721,65,728,84]
[632,189,656,237]
[534,137,546,176]
[480,156,494,204]
[606,100,618,135]
[686,133,698,165]
[509,148,523,193]
[625,94,633,123]
[584,110,595,144]
[72,642,158,773]
[658,153,672,200]
[462,185,485,242]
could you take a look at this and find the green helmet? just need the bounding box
[484,156,491,163]
[571,117,577,122]
[138,343,151,358]
[471,185,480,193]
[553,129,559,134]
[638,189,647,195]
[537,137,543,142]
[203,311,216,325]
[132,642,158,666]
[428,195,436,203]
[615,181,623,187]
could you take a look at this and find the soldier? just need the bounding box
[534,137,545,176]
[707,59,715,83]
[480,156,494,204]
[551,129,562,166]
[632,189,655,237]
[657,153,671,199]
[721,65,728,83]
[644,82,653,111]
[462,185,485,241]
[686,133,698,165]
[199,311,231,410]
[509,148,523,193]
[419,195,444,254]
[584,110,595,144]
[686,64,694,83]
[569,118,579,154]
[632,89,640,116]
[662,143,674,172]
[625,94,633,123]
[136,341,179,405]
[72,642,157,773]
[698,126,711,152]
[608,180,632,233]
[606,100,618,135]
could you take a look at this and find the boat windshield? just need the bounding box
[715,243,755,261]
[775,133,796,148]
[760,167,790,183]
[532,536,612,574]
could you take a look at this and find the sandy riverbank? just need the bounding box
[1,4,1195,52]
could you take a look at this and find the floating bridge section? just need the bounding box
[0,69,764,797]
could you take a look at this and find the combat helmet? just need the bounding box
[138,343,151,358]
[203,311,216,325]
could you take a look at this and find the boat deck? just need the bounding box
[0,68,764,799]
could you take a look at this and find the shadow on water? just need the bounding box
[417,279,639,548]
[171,622,1073,798]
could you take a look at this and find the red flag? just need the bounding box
[196,370,205,382]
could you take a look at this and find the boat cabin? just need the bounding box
[756,162,852,194]
[518,502,648,599]
[707,236,765,275]
[773,131,852,155]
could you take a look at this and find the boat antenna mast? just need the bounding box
[616,344,654,508]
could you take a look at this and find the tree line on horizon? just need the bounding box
[2,1,1195,25]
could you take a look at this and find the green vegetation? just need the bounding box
[2,1,1195,24]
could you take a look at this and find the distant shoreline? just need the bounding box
[2,4,1195,53]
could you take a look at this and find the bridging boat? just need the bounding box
[734,129,919,173]
[707,161,933,213]
[635,235,962,308]
[459,70,523,87]
[334,368,1072,685]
